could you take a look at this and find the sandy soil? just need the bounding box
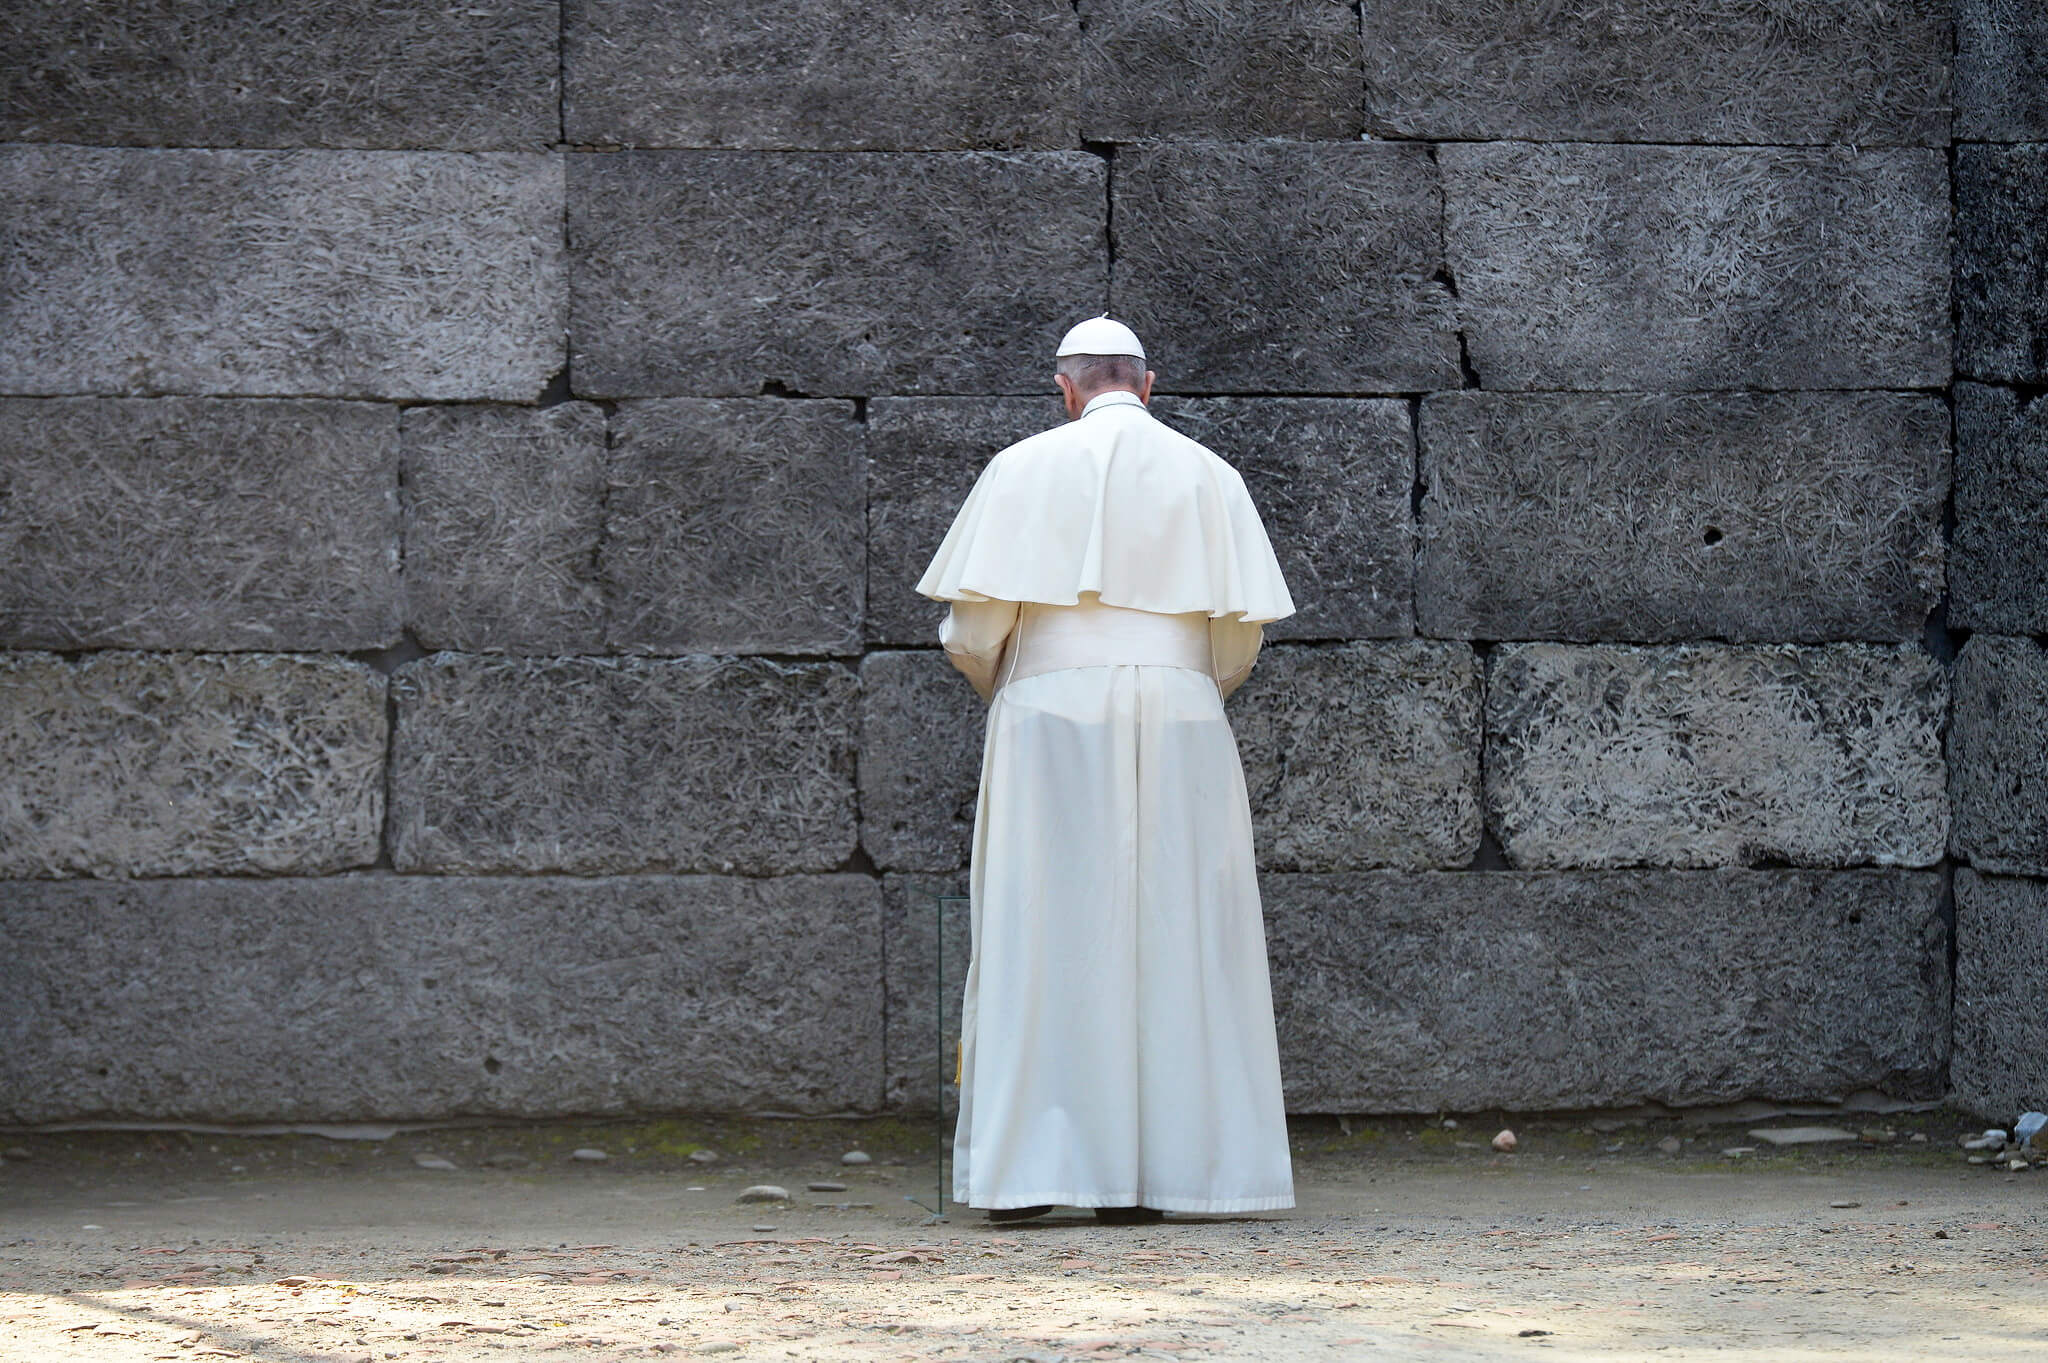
[2,1112,2044,1361]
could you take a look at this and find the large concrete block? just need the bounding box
[1362,1,1950,145]
[401,404,607,655]
[0,397,400,652]
[1488,644,1947,870]
[390,653,858,875]
[860,652,985,873]
[0,146,564,401]
[604,400,864,655]
[1112,142,1459,393]
[866,397,1061,647]
[0,652,384,879]
[564,0,1074,149]
[1957,144,2048,383]
[1950,635,2048,878]
[1417,391,1948,643]
[1232,643,1481,871]
[1954,385,2048,634]
[1952,870,2048,1121]
[0,873,883,1123]
[569,151,1105,397]
[1152,399,1415,640]
[1958,0,2048,140]
[0,1,558,149]
[881,873,971,1113]
[1443,144,1951,391]
[1077,0,1363,140]
[1263,869,1949,1112]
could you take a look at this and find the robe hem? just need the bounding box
[956,1191,1296,1214]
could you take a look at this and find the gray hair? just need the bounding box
[1056,352,1146,394]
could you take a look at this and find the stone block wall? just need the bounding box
[1,3,2042,1125]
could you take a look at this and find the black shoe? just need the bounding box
[1093,1205,1165,1225]
[987,1204,1053,1223]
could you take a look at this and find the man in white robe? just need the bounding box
[918,316,1296,1223]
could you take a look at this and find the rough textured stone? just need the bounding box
[401,404,607,655]
[0,873,883,1123]
[605,400,863,655]
[860,652,985,873]
[1950,635,2048,878]
[1362,1,1950,145]
[1232,643,1481,871]
[0,146,564,401]
[1953,385,2048,634]
[1152,399,1415,641]
[1486,643,1948,870]
[1417,392,1948,643]
[1078,0,1363,140]
[1112,142,1458,394]
[881,873,971,1113]
[1443,144,1951,391]
[1957,144,2048,383]
[1959,0,2048,140]
[1952,870,2048,1121]
[565,0,1074,149]
[390,653,858,875]
[0,397,399,651]
[0,1,558,149]
[0,652,384,879]
[569,151,1104,397]
[1263,869,1949,1112]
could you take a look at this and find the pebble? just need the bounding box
[737,1184,791,1203]
[1721,1147,1757,1159]
[1746,1126,1857,1146]
[1657,1136,1683,1155]
[1,1147,30,1161]
[752,1223,777,1232]
[807,1180,849,1192]
[1491,1129,1517,1153]
[689,1149,719,1163]
[412,1155,458,1171]
[1961,1133,2006,1152]
[2006,1159,2030,1172]
[1829,1200,1861,1209]
[700,1344,740,1355]
[570,1148,609,1162]
[841,1150,872,1165]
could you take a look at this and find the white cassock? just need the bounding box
[917,388,1296,1213]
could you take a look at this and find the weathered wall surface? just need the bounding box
[2,2,2042,1125]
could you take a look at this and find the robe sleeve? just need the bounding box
[1210,614,1264,701]
[940,597,1021,703]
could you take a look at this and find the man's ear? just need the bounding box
[1139,370,1156,405]
[1055,372,1081,419]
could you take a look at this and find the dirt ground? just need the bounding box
[2,1111,2044,1362]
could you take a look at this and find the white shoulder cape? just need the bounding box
[916,396,1295,623]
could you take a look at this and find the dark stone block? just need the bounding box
[859,652,985,873]
[1958,0,2048,140]
[1952,384,2048,634]
[0,873,883,1123]
[1444,144,1951,391]
[604,400,864,655]
[1950,635,2048,878]
[401,404,607,655]
[1364,0,1950,144]
[1113,142,1458,393]
[390,653,859,875]
[1417,391,1948,643]
[0,146,565,400]
[1952,869,2048,1121]
[564,0,1075,149]
[0,397,399,651]
[881,873,971,1113]
[1957,144,2048,383]
[0,0,558,149]
[568,151,1105,397]
[1264,869,1950,1112]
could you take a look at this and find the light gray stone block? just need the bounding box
[604,400,864,655]
[1957,144,2048,383]
[1113,142,1459,394]
[1953,384,2048,634]
[881,873,971,1113]
[401,404,607,655]
[1952,869,2048,1121]
[865,396,1061,647]
[1152,398,1415,640]
[568,151,1105,397]
[1443,144,1951,391]
[1417,391,1948,643]
[0,652,385,879]
[1233,643,1481,871]
[0,146,565,400]
[1263,869,1949,1112]
[1959,0,2048,140]
[390,653,858,875]
[1078,0,1363,140]
[1950,635,2048,878]
[859,652,984,873]
[0,873,883,1123]
[1486,643,1948,870]
[0,397,399,651]
[564,0,1075,149]
[1362,1,1950,145]
[0,0,558,149]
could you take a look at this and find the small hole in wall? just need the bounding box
[1702,526,1724,546]
[483,1056,502,1075]
[1847,911,1863,925]
[97,1066,110,1077]
[423,977,438,990]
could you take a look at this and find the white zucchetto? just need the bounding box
[1055,315,1146,361]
